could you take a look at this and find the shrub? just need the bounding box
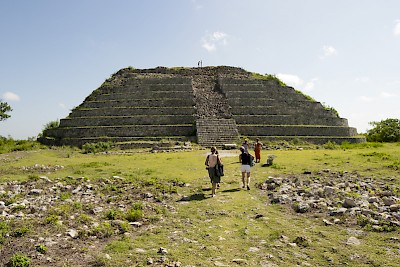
[8,253,31,267]
[35,244,48,254]
[105,209,119,220]
[0,221,10,244]
[82,142,112,154]
[45,214,60,225]
[323,141,338,150]
[0,136,42,154]
[126,208,143,222]
[12,226,30,237]
[89,222,113,238]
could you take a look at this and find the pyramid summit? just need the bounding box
[39,66,365,148]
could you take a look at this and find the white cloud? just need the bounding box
[381,91,397,98]
[394,20,400,37]
[2,92,20,102]
[303,78,318,92]
[191,0,203,10]
[320,45,337,59]
[58,103,67,109]
[201,31,228,52]
[276,74,317,92]
[355,76,370,83]
[359,95,374,103]
[276,73,303,88]
[202,42,216,52]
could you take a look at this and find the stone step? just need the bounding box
[248,135,366,145]
[196,119,239,147]
[71,107,195,117]
[60,115,195,127]
[225,90,306,101]
[96,91,193,100]
[237,125,358,137]
[81,98,195,108]
[231,105,334,116]
[39,136,195,148]
[46,125,195,138]
[233,115,348,126]
[99,84,192,94]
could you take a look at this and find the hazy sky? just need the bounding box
[1,0,399,139]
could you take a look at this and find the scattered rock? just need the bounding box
[346,236,361,246]
[342,198,357,208]
[158,247,168,255]
[248,247,260,252]
[293,202,310,213]
[293,236,309,247]
[232,258,247,264]
[29,189,43,195]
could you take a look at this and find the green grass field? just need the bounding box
[0,142,399,266]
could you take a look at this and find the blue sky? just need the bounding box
[1,0,400,139]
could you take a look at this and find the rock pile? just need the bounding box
[259,169,400,231]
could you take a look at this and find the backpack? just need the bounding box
[250,154,255,166]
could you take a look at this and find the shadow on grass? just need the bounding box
[221,188,241,193]
[178,193,207,202]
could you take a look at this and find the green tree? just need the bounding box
[366,118,400,142]
[0,100,12,121]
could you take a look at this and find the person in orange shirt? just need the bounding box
[254,138,263,163]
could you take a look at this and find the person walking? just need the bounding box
[242,139,249,153]
[205,147,222,197]
[239,146,252,190]
[254,138,263,163]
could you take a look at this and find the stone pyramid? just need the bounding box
[39,66,365,148]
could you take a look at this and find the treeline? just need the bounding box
[366,118,400,142]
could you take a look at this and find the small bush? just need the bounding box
[59,192,72,201]
[323,141,338,150]
[82,142,113,154]
[12,226,30,237]
[105,209,119,220]
[45,214,60,225]
[35,244,48,254]
[126,208,143,222]
[8,253,31,267]
[77,214,92,224]
[0,221,10,244]
[0,136,42,154]
[89,222,113,238]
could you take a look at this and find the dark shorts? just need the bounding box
[208,167,221,183]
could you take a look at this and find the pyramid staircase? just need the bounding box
[192,75,240,147]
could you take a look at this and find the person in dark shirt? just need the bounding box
[239,146,252,190]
